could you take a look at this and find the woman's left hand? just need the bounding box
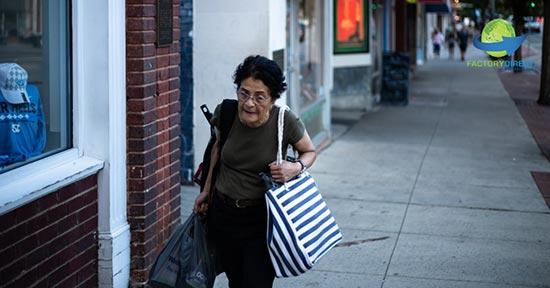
[269,160,301,183]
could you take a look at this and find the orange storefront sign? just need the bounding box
[334,0,368,53]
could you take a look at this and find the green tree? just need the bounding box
[495,0,544,17]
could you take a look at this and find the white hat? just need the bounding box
[0,63,29,104]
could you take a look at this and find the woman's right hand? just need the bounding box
[194,190,210,215]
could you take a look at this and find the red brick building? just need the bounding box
[0,1,181,287]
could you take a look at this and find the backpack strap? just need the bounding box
[207,99,237,196]
[219,99,238,147]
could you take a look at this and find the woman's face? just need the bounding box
[237,77,275,128]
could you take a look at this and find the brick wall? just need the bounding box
[0,175,99,288]
[179,0,194,184]
[126,0,182,285]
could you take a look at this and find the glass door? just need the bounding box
[287,0,327,143]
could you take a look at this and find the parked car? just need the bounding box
[523,17,541,32]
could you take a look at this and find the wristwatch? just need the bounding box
[297,160,307,173]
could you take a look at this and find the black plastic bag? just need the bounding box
[148,213,215,288]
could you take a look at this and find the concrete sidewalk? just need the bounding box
[181,45,550,288]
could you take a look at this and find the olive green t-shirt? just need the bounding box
[210,104,305,200]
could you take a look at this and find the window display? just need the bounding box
[0,63,46,166]
[0,0,71,172]
[334,0,369,53]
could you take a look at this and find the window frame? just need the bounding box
[0,149,103,214]
[0,0,73,174]
[0,0,109,215]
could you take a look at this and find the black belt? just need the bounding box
[215,192,264,208]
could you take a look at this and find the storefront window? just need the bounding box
[334,0,369,53]
[0,0,71,173]
[297,0,323,109]
[288,0,326,142]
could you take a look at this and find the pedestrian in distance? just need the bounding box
[432,28,444,58]
[445,26,457,60]
[193,55,317,288]
[456,23,470,61]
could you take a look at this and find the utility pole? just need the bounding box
[539,0,550,105]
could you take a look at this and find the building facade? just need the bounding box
[0,0,181,287]
[190,0,335,174]
[0,0,450,287]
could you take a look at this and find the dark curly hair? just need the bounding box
[233,55,287,99]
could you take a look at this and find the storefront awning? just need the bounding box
[418,0,451,13]
[425,3,451,13]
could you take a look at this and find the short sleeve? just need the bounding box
[283,108,305,145]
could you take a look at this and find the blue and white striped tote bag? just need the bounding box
[265,172,343,277]
[264,106,342,277]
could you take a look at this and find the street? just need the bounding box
[524,30,544,72]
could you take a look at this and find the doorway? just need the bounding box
[286,0,329,145]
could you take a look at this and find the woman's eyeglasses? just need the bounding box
[237,90,270,104]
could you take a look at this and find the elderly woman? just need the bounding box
[194,55,317,287]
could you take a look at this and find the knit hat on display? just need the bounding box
[0,63,29,104]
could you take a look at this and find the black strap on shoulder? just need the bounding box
[219,99,238,147]
[207,99,237,195]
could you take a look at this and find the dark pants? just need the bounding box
[209,192,275,288]
[433,43,441,55]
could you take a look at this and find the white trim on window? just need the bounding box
[0,149,103,215]
[333,53,373,67]
[72,0,130,286]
